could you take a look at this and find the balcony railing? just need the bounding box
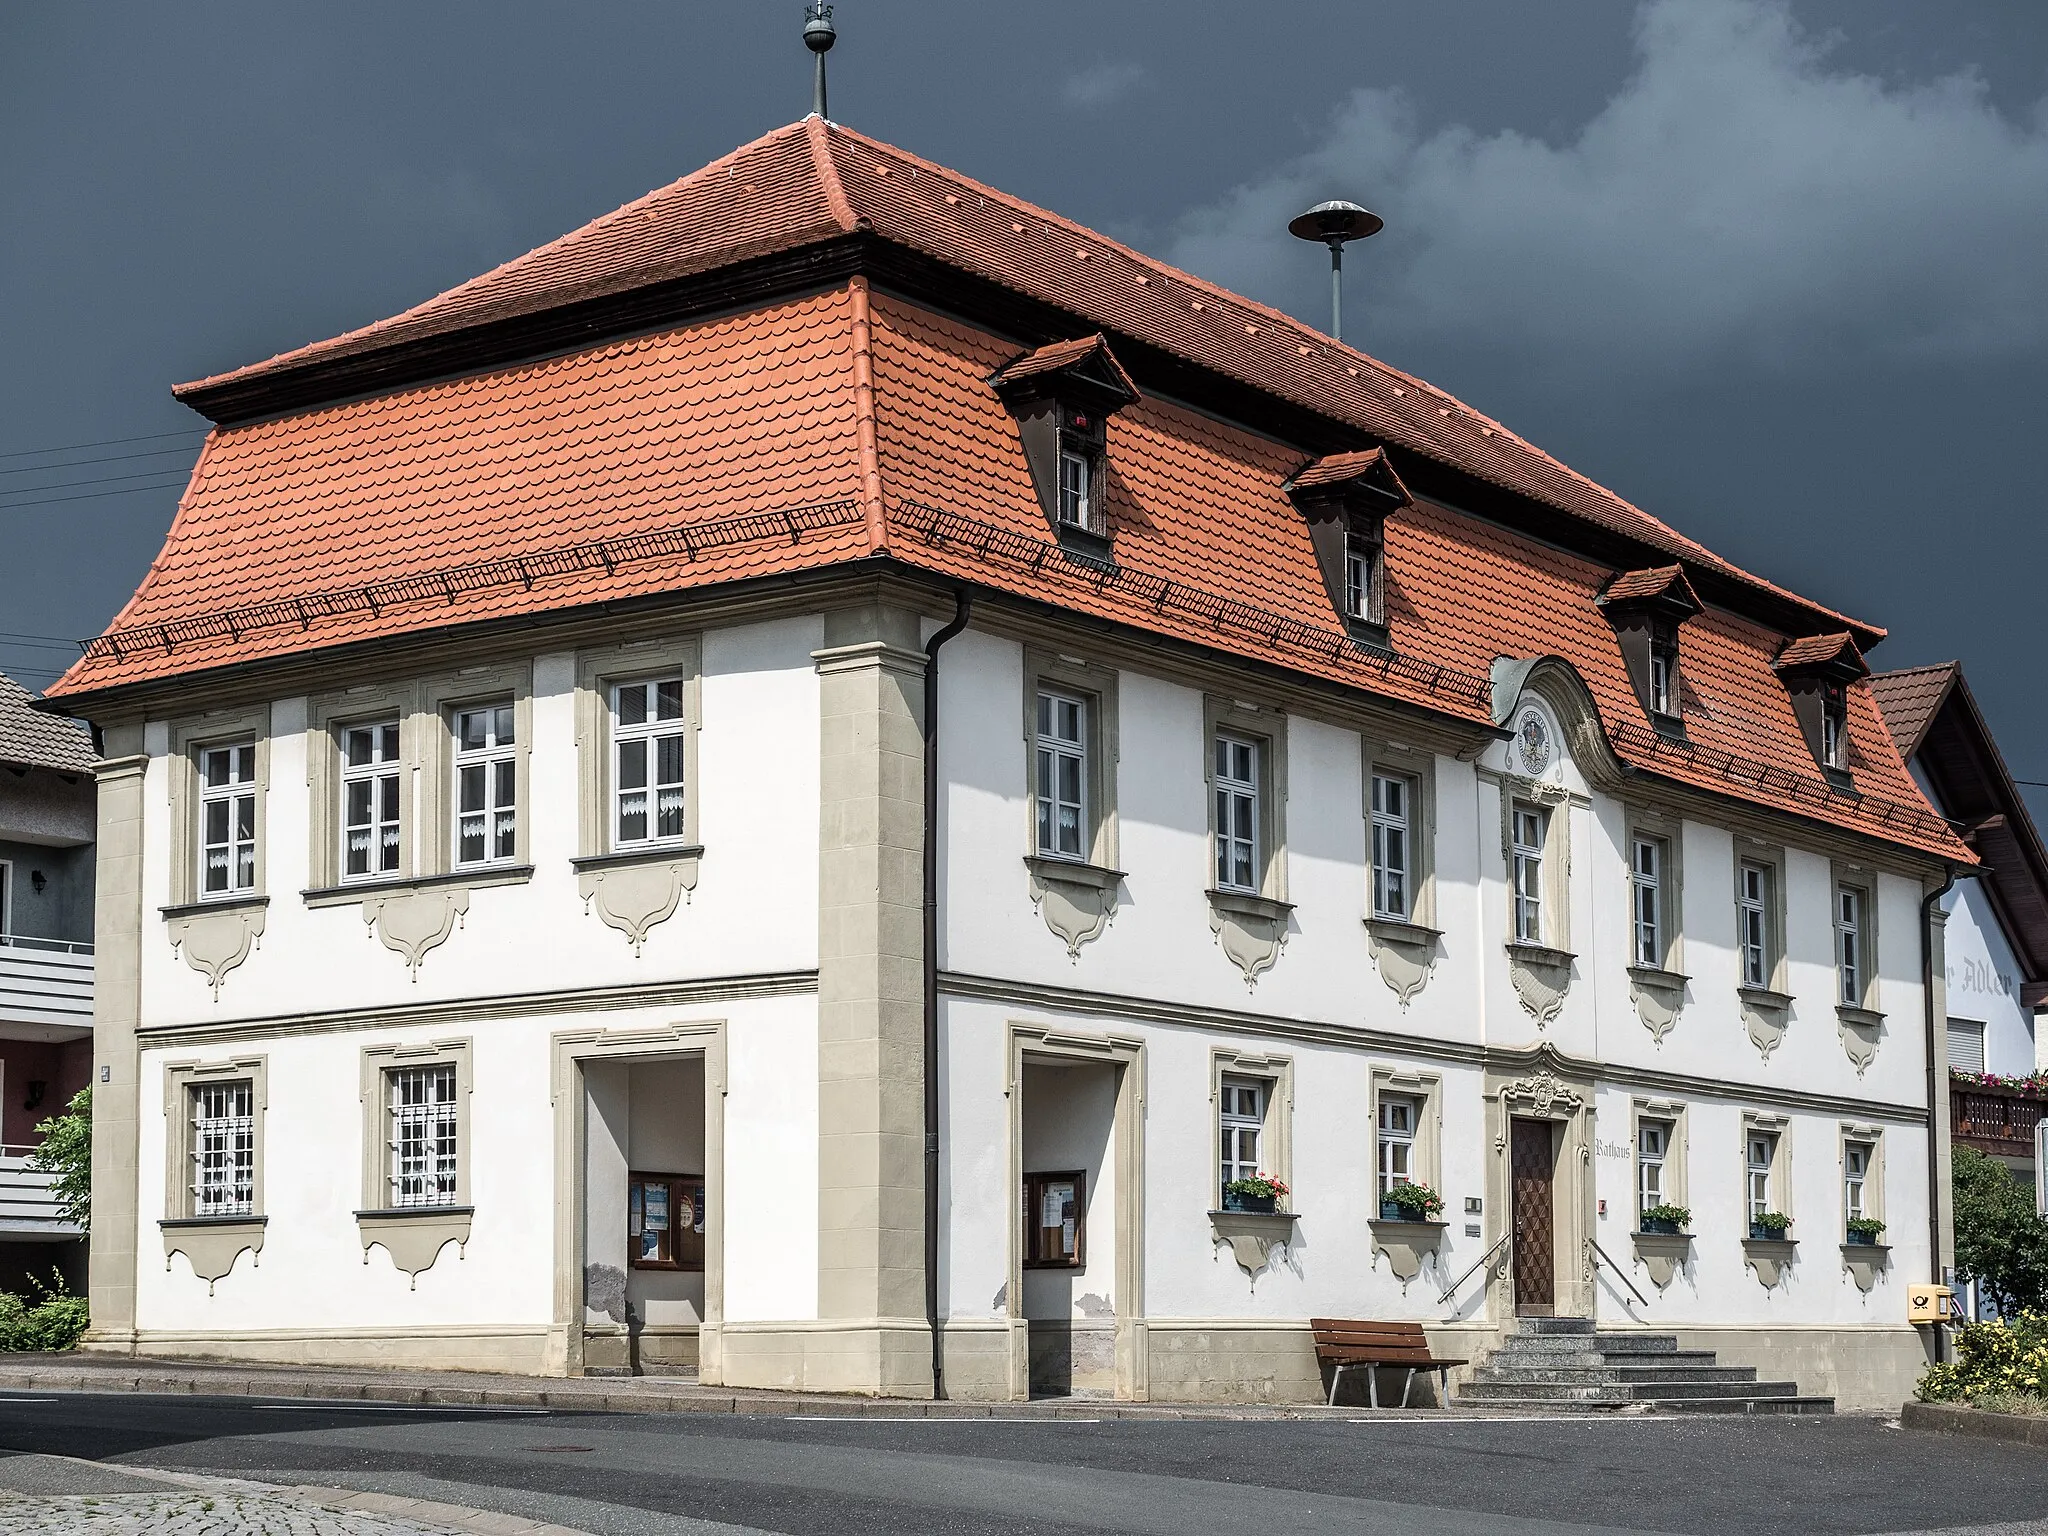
[0,935,93,1033]
[0,1147,79,1237]
[1952,1077,2044,1160]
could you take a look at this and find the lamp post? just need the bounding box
[1288,200,1383,344]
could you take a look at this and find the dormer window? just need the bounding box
[1772,632,1869,791]
[991,335,1137,563]
[1597,566,1700,739]
[1287,447,1411,652]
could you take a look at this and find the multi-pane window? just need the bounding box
[1214,734,1260,893]
[1344,526,1383,626]
[198,742,258,897]
[1371,773,1411,920]
[1820,683,1848,768]
[1637,1121,1669,1218]
[1738,861,1771,988]
[1835,885,1865,1006]
[1035,690,1087,860]
[613,679,686,847]
[190,1080,254,1217]
[454,705,517,867]
[1057,448,1092,530]
[1844,1143,1870,1224]
[1746,1132,1776,1223]
[341,721,401,881]
[1648,642,1675,717]
[387,1064,459,1208]
[1219,1077,1264,1190]
[1631,836,1664,967]
[1377,1094,1418,1196]
[1511,804,1546,943]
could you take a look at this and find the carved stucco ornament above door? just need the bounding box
[574,848,703,956]
[362,888,469,980]
[166,901,267,999]
[1365,919,1439,1007]
[1024,857,1121,957]
[1206,891,1293,987]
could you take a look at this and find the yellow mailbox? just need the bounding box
[1907,1284,1958,1325]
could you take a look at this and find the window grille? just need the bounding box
[454,705,517,867]
[1213,734,1260,893]
[613,679,687,847]
[199,742,257,896]
[190,1080,254,1217]
[1371,773,1410,920]
[1035,690,1087,859]
[342,720,401,880]
[388,1064,459,1208]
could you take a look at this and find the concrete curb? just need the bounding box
[1900,1400,2048,1447]
[290,1486,589,1535]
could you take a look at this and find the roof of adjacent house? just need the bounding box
[44,120,1965,860]
[1873,663,2048,1001]
[0,672,93,773]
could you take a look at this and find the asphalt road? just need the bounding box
[1,1393,2046,1535]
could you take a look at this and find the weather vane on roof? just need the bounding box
[804,3,836,122]
[1289,200,1382,344]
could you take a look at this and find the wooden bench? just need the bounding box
[1310,1319,1468,1408]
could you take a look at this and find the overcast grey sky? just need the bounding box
[5,1,2046,813]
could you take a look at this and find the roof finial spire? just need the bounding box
[804,3,836,121]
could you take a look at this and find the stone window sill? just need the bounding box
[1023,855,1123,893]
[1205,889,1294,924]
[571,846,705,876]
[305,866,533,908]
[1506,940,1574,969]
[1837,1004,1885,1028]
[1627,964,1689,990]
[1366,916,1440,948]
[1739,984,1795,1011]
[1366,1216,1447,1234]
[356,1205,475,1286]
[160,1214,267,1231]
[160,893,269,922]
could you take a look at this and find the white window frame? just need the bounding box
[1511,803,1546,944]
[1836,884,1866,1007]
[1637,1119,1669,1217]
[1843,1141,1869,1224]
[1746,1131,1777,1224]
[1343,523,1383,627]
[339,718,403,883]
[453,702,518,869]
[1219,1075,1265,1190]
[1738,860,1771,988]
[1820,683,1848,769]
[190,1077,256,1218]
[1648,643,1674,718]
[1035,688,1088,861]
[197,740,259,899]
[611,677,690,850]
[1377,1092,1419,1197]
[1213,732,1261,894]
[1630,835,1664,968]
[1057,447,1093,531]
[1370,772,1413,921]
[386,1061,461,1210]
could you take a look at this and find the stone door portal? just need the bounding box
[1510,1118,1556,1316]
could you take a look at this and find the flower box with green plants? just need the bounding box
[1377,1182,1445,1223]
[1638,1203,1691,1237]
[1748,1211,1793,1242]
[1221,1173,1289,1215]
[1845,1216,1886,1247]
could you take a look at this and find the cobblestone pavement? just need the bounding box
[0,1489,474,1534]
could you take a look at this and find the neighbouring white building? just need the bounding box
[46,119,1974,1411]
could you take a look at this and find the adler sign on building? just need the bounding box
[44,118,1970,1412]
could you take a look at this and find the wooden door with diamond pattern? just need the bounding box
[1511,1118,1556,1315]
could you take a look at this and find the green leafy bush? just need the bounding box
[27,1087,89,1234]
[1919,1312,2048,1402]
[0,1274,89,1353]
[1953,1144,2048,1312]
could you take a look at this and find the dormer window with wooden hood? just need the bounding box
[1285,447,1412,652]
[991,335,1139,564]
[1596,565,1702,739]
[1773,633,1869,791]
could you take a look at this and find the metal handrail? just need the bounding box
[1437,1231,1512,1306]
[1589,1238,1649,1307]
[0,933,94,956]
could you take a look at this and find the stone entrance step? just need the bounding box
[1451,1318,1833,1416]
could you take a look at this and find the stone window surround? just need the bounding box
[1021,647,1120,874]
[1202,695,1289,904]
[357,1037,474,1282]
[417,664,533,878]
[1208,1047,1293,1206]
[1840,1122,1885,1231]
[573,636,704,860]
[165,710,271,909]
[1498,778,1573,958]
[1734,839,1791,998]
[1741,1109,1793,1221]
[305,681,422,893]
[159,1054,269,1293]
[1362,739,1438,933]
[1831,861,1882,1016]
[1623,809,1685,979]
[1630,1096,1689,1214]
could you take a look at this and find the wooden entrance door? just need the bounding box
[1510,1118,1556,1315]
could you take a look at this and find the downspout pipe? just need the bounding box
[1923,863,1960,1360]
[922,589,973,1398]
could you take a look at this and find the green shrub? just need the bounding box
[0,1273,89,1353]
[27,1087,89,1234]
[1918,1311,2048,1402]
[1970,1390,2048,1418]
[1953,1144,2048,1312]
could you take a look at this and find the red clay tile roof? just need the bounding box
[1870,663,1959,759]
[1774,632,1870,677]
[988,334,1134,397]
[1599,565,1702,613]
[172,119,1874,644]
[1287,448,1407,500]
